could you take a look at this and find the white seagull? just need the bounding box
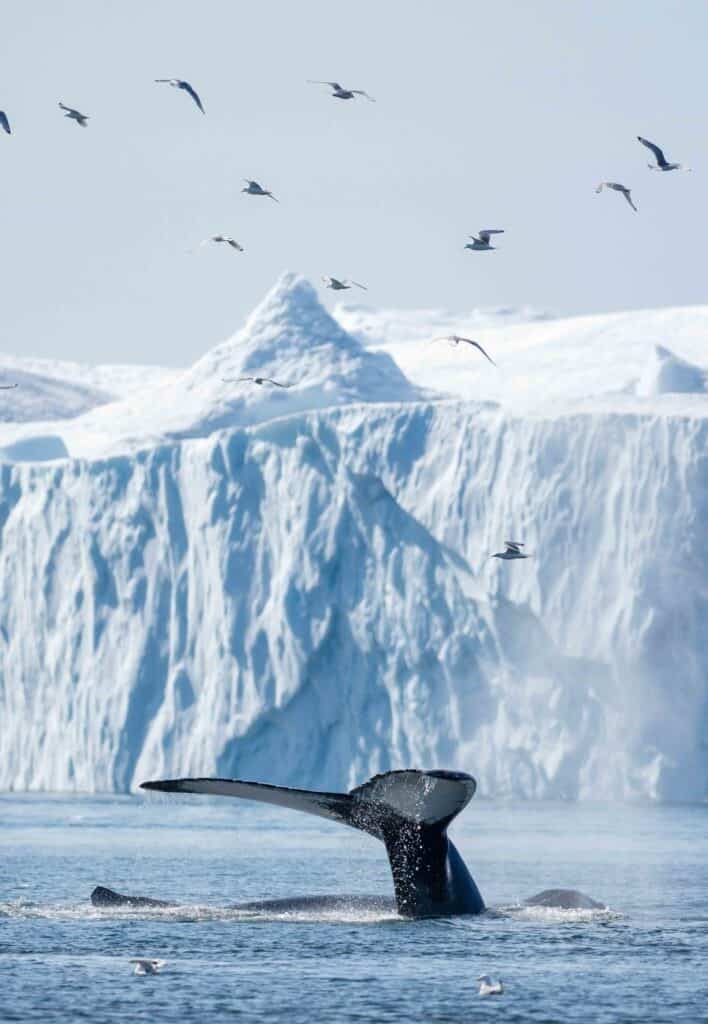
[154,79,205,114]
[465,229,504,252]
[242,179,278,202]
[0,111,10,135]
[431,335,496,366]
[595,182,637,211]
[58,102,89,127]
[637,136,690,172]
[221,376,293,388]
[489,541,529,561]
[322,276,367,291]
[478,975,504,997]
[201,235,244,252]
[307,80,375,102]
[130,958,166,976]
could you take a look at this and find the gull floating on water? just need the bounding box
[59,103,89,127]
[465,229,504,252]
[0,111,10,135]
[221,376,293,388]
[201,235,244,252]
[431,335,496,366]
[637,136,690,172]
[242,179,278,202]
[130,958,166,976]
[595,182,637,212]
[307,80,375,102]
[322,276,367,291]
[154,79,205,114]
[489,541,529,561]
[478,975,504,997]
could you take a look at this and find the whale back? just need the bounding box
[140,769,484,918]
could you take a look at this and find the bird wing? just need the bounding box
[221,377,253,383]
[307,80,341,89]
[226,239,243,250]
[0,383,18,389]
[637,136,667,167]
[351,89,376,102]
[0,111,10,134]
[350,281,368,290]
[243,179,257,186]
[263,378,293,388]
[180,81,205,113]
[504,541,523,552]
[459,337,496,365]
[623,190,637,212]
[478,230,504,243]
[58,102,76,115]
[267,192,279,202]
[154,79,174,84]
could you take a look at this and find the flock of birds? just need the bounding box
[0,82,694,567]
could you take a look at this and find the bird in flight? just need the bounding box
[0,383,18,390]
[201,235,244,252]
[465,230,504,252]
[637,136,690,172]
[59,103,89,127]
[130,958,166,976]
[0,111,10,135]
[431,335,496,366]
[154,79,205,114]
[488,541,529,562]
[322,276,367,291]
[242,180,278,201]
[307,80,375,102]
[595,182,637,212]
[221,376,293,388]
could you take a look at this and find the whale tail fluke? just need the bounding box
[140,769,484,918]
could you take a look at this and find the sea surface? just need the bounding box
[0,794,706,1023]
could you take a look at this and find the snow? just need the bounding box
[0,275,706,800]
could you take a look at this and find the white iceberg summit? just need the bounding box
[0,273,426,460]
[635,344,707,397]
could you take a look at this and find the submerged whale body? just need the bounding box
[91,770,605,919]
[524,889,606,910]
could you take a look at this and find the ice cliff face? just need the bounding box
[0,278,706,800]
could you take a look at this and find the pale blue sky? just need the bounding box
[2,1,706,365]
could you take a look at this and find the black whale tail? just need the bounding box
[141,769,484,918]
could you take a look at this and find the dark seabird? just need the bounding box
[432,335,496,366]
[595,182,637,211]
[465,229,504,252]
[637,136,690,172]
[58,103,89,127]
[307,80,375,102]
[322,276,367,291]
[489,541,529,561]
[154,79,205,114]
[242,179,278,202]
[0,383,18,390]
[221,376,293,388]
[0,111,10,135]
[201,235,244,252]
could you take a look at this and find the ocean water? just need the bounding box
[0,794,706,1023]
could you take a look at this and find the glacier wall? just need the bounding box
[1,401,705,800]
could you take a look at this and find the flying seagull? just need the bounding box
[201,235,244,252]
[0,111,10,135]
[322,276,367,291]
[465,229,504,252]
[595,182,637,212]
[130,959,166,976]
[637,136,690,172]
[307,80,375,102]
[432,335,496,366]
[478,975,504,997]
[58,103,89,127]
[242,179,278,202]
[488,541,529,561]
[0,383,18,390]
[221,376,293,388]
[154,79,205,114]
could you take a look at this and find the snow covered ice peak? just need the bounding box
[635,344,707,397]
